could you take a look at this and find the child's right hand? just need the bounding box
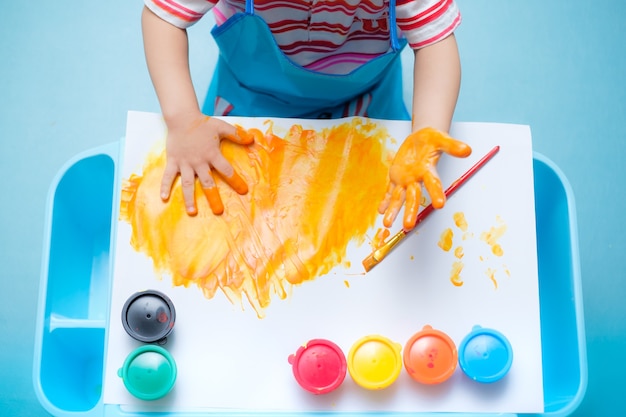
[161,114,254,216]
[378,127,471,231]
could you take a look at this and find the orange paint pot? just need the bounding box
[347,335,403,390]
[288,339,347,395]
[403,325,458,384]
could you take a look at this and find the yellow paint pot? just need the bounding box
[347,335,402,390]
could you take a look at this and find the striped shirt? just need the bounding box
[145,0,461,74]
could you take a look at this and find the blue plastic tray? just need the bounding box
[33,141,587,417]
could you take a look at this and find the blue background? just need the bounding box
[1,0,624,415]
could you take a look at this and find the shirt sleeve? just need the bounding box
[396,0,461,49]
[144,0,218,28]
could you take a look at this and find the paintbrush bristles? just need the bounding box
[362,229,407,272]
[361,253,379,272]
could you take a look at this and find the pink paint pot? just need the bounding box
[288,339,347,394]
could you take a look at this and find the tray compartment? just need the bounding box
[35,145,119,416]
[44,154,115,321]
[532,154,586,415]
[40,327,105,411]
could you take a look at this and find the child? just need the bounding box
[141,0,471,231]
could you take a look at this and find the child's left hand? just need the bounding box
[378,127,471,231]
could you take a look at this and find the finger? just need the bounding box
[403,182,422,231]
[222,170,248,195]
[382,185,405,228]
[437,135,472,158]
[203,187,224,215]
[210,153,249,195]
[229,124,255,145]
[196,163,216,191]
[179,165,198,216]
[160,161,179,201]
[202,171,225,215]
[248,128,265,143]
[197,167,225,215]
[217,120,255,145]
[423,170,445,209]
[378,182,394,214]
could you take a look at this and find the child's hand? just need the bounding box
[161,115,254,216]
[378,127,471,230]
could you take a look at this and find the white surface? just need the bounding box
[103,111,543,413]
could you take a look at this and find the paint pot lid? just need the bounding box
[347,335,402,390]
[459,326,513,383]
[118,345,177,400]
[122,290,176,343]
[288,339,347,394]
[403,325,458,384]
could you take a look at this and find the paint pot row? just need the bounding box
[117,290,178,401]
[287,325,513,395]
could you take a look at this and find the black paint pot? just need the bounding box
[121,290,176,344]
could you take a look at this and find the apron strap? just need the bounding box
[389,0,401,52]
[245,0,401,50]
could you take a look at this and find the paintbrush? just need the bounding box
[362,145,500,272]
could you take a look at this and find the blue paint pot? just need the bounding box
[458,326,513,383]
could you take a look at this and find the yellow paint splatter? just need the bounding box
[486,268,498,289]
[480,220,507,257]
[437,228,454,252]
[119,119,392,318]
[453,212,468,231]
[491,244,504,256]
[450,261,464,286]
[438,215,509,288]
[344,280,350,288]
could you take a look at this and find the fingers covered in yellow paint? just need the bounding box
[379,127,471,230]
[202,185,224,215]
[161,115,255,216]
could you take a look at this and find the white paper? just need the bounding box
[103,111,543,413]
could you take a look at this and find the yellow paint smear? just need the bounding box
[486,268,498,289]
[450,261,464,286]
[437,228,454,252]
[453,212,468,231]
[480,221,507,257]
[119,119,391,318]
[454,246,464,259]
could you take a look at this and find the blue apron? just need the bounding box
[202,0,409,120]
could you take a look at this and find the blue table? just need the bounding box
[1,1,625,415]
